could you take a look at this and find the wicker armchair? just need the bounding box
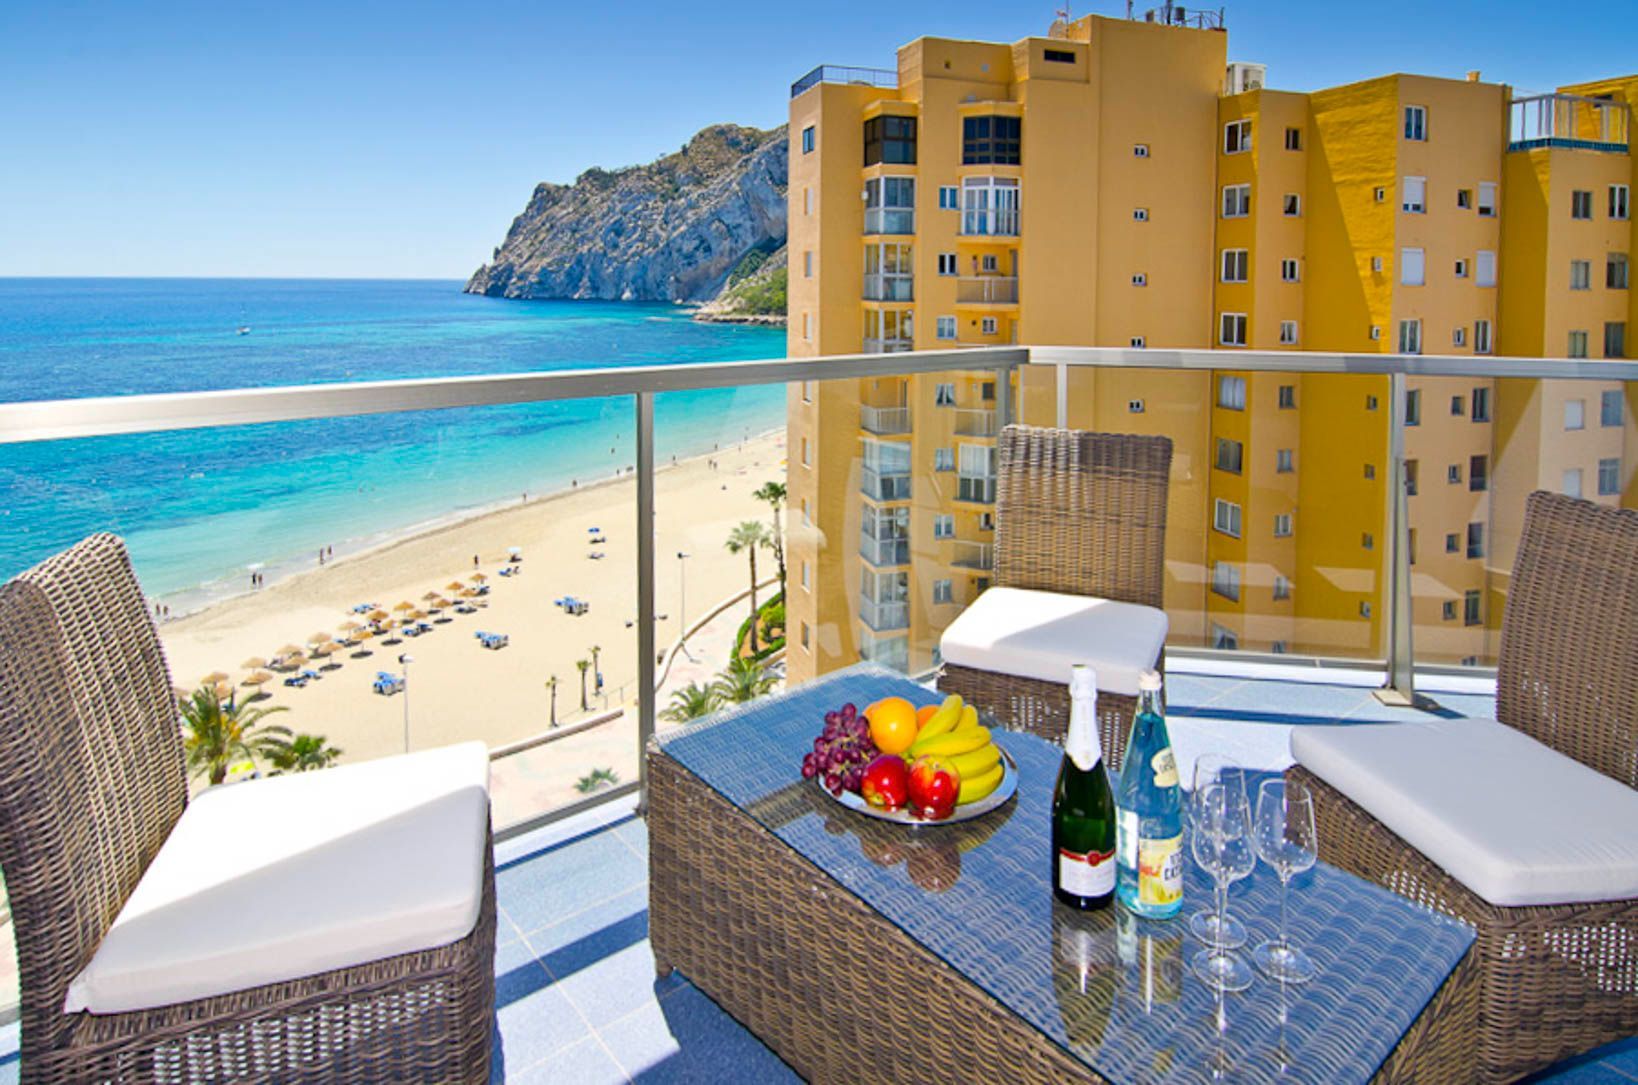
[0,535,496,1084]
[939,426,1173,766]
[1289,491,1638,1083]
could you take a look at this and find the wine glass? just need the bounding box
[1188,781,1256,991]
[1189,754,1249,950]
[1252,778,1318,984]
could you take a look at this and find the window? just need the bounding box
[1609,253,1629,290]
[960,176,1020,236]
[1221,184,1251,218]
[1476,250,1497,287]
[802,498,811,526]
[936,316,956,341]
[1404,105,1427,141]
[1457,188,1472,209]
[1273,575,1292,601]
[1571,260,1591,290]
[979,512,994,531]
[1565,399,1585,430]
[1474,320,1492,355]
[1602,390,1624,427]
[1563,468,1583,498]
[1443,601,1456,621]
[980,254,999,273]
[1445,533,1459,554]
[1279,321,1298,345]
[1224,119,1252,154]
[937,253,957,276]
[1398,319,1422,355]
[863,115,915,165]
[863,176,915,234]
[1129,399,1145,413]
[980,316,998,335]
[1220,249,1249,282]
[1273,513,1293,537]
[962,115,1020,165]
[1133,207,1149,222]
[1367,393,1380,410]
[802,312,811,341]
[1360,601,1372,619]
[1284,126,1302,151]
[934,382,956,406]
[1477,182,1497,217]
[1283,193,1301,216]
[801,561,810,590]
[1464,590,1482,627]
[1405,459,1419,495]
[1473,387,1491,421]
[1453,327,1467,347]
[801,125,815,154]
[1402,176,1426,213]
[1133,143,1150,158]
[1613,185,1631,221]
[1405,389,1420,425]
[1215,437,1244,474]
[1401,248,1425,285]
[801,437,810,466]
[1211,562,1241,601]
[932,579,953,605]
[1455,258,1468,278]
[1450,394,1465,417]
[1466,522,1484,559]
[1219,312,1248,347]
[1571,190,1593,219]
[1362,532,1374,550]
[1569,330,1589,358]
[803,251,814,278]
[1217,375,1247,410]
[1276,448,1294,472]
[1044,48,1076,64]
[1607,322,1627,358]
[1281,259,1300,282]
[938,185,958,210]
[802,380,814,403]
[1374,186,1387,203]
[800,622,810,650]
[1131,273,1148,286]
[1364,463,1376,480]
[1130,336,1146,348]
[1448,463,1463,485]
[1278,384,1296,408]
[803,187,812,216]
[1211,624,1239,650]
[934,447,954,472]
[1599,458,1620,496]
[1214,499,1242,537]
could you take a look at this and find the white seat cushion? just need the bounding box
[939,587,1167,697]
[65,741,490,1014]
[1291,719,1638,907]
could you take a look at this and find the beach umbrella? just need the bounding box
[470,572,488,583]
[240,656,267,671]
[445,581,465,592]
[308,631,332,646]
[458,588,477,598]
[201,671,230,686]
[275,644,303,658]
[432,596,452,608]
[354,628,375,641]
[212,681,233,701]
[367,609,389,622]
[409,609,428,621]
[243,670,273,687]
[421,591,441,602]
[392,601,415,613]
[507,546,522,556]
[338,620,363,633]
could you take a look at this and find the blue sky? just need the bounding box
[2,0,1632,279]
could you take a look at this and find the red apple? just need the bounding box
[860,754,909,811]
[908,756,962,821]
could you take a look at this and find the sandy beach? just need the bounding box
[159,432,787,801]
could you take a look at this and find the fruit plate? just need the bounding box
[820,747,1019,826]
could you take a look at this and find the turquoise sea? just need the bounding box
[0,279,787,607]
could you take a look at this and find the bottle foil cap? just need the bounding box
[1070,665,1097,697]
[1139,669,1162,692]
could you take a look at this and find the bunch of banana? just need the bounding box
[907,694,1006,804]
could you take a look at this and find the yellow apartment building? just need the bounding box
[785,12,1635,683]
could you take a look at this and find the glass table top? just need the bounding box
[659,665,1476,1084]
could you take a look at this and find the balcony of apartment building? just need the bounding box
[954,275,1019,306]
[952,406,999,437]
[7,340,1638,1085]
[863,176,915,237]
[790,64,897,98]
[1509,92,1631,152]
[861,505,911,568]
[949,538,995,571]
[859,403,912,435]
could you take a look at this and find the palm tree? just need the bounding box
[269,733,342,773]
[725,520,772,653]
[178,685,292,786]
[753,480,788,593]
[589,645,602,700]
[576,658,591,711]
[661,681,720,724]
[546,675,559,727]
[713,657,776,705]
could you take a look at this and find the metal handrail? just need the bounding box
[791,65,898,98]
[860,404,912,434]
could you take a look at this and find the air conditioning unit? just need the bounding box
[1224,62,1267,96]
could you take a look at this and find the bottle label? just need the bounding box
[1151,748,1179,789]
[1058,845,1116,898]
[1138,833,1184,907]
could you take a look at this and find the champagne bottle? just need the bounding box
[1115,670,1184,918]
[1053,665,1117,910]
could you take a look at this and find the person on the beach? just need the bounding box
[473,555,479,569]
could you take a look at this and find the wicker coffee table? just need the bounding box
[648,666,1478,1084]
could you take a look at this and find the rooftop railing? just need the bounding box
[1509,93,1631,152]
[790,65,898,99]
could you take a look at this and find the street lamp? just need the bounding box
[398,653,414,754]
[677,551,693,661]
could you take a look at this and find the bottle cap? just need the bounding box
[1138,669,1162,692]
[1070,665,1097,697]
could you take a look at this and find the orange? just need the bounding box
[867,696,920,756]
[916,704,940,727]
